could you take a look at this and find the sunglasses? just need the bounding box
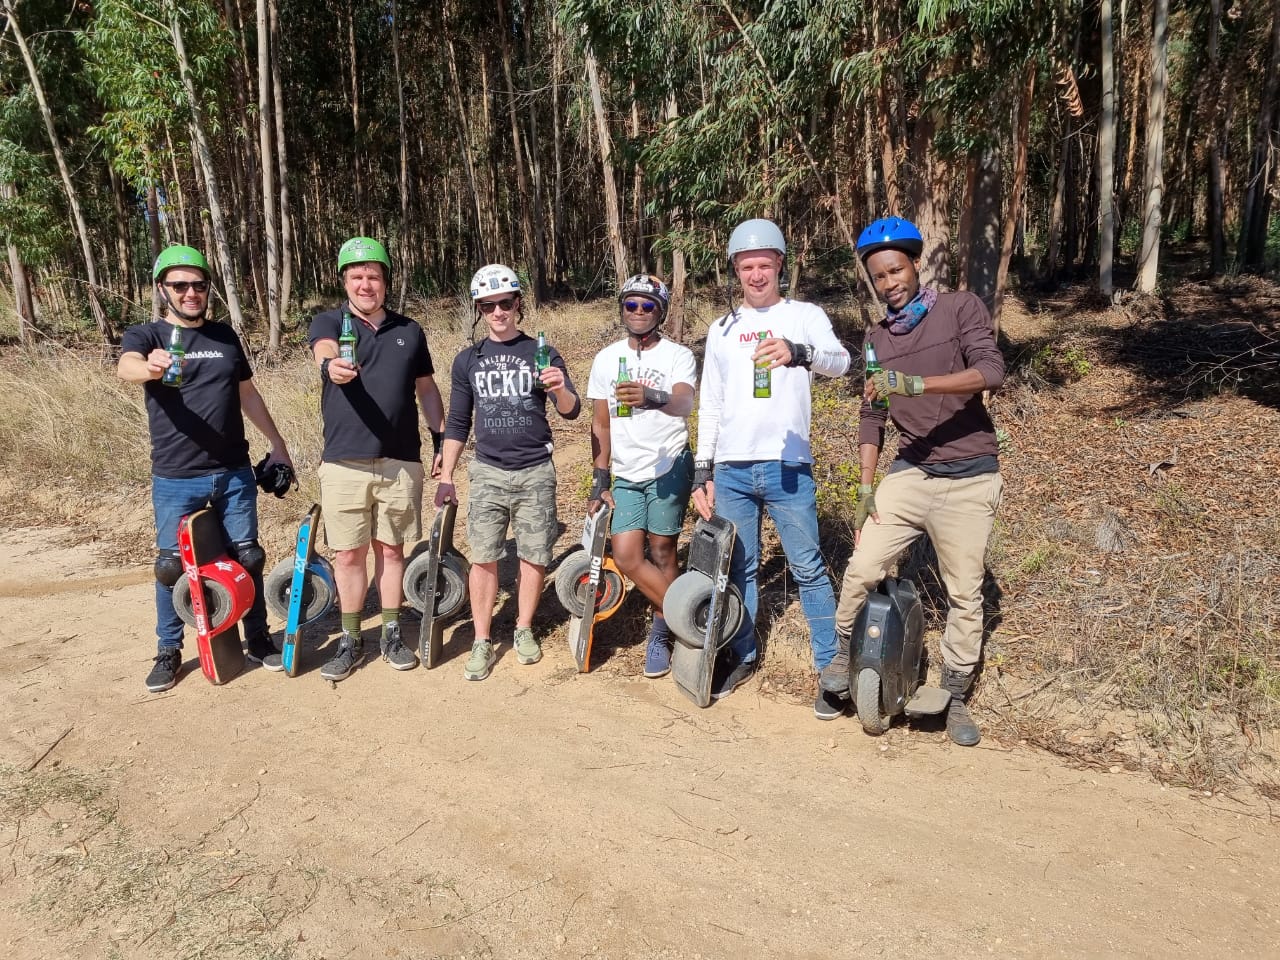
[477,296,518,314]
[623,300,658,314]
[163,281,209,294]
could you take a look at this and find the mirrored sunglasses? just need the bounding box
[623,300,658,314]
[478,296,518,314]
[163,281,209,294]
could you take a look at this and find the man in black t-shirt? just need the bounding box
[306,237,446,683]
[118,245,294,693]
[435,263,581,681]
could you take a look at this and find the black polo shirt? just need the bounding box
[120,319,252,479]
[309,305,435,462]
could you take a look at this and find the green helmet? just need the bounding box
[337,236,391,277]
[153,245,211,281]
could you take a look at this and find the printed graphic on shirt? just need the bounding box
[471,352,542,435]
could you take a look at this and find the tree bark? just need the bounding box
[1099,0,1117,297]
[1238,0,1280,271]
[2,181,37,345]
[257,0,281,350]
[993,65,1035,332]
[496,0,537,300]
[1206,0,1228,276]
[1135,0,1170,294]
[390,0,411,309]
[665,93,687,341]
[965,146,1002,306]
[170,11,247,336]
[109,166,135,325]
[446,30,486,262]
[269,0,294,316]
[584,44,628,287]
[5,3,112,340]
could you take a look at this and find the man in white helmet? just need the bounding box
[691,219,851,715]
[585,274,697,678]
[435,264,581,681]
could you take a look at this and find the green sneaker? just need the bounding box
[463,639,497,681]
[513,626,542,665]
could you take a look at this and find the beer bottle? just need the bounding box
[616,357,632,418]
[339,311,358,365]
[752,331,771,398]
[865,340,889,410]
[162,323,185,387]
[534,331,551,387]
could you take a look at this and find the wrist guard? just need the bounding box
[320,357,333,382]
[693,460,713,494]
[430,430,444,457]
[588,467,612,502]
[640,386,671,409]
[782,338,814,369]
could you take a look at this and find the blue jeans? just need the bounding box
[713,461,837,668]
[152,467,266,649]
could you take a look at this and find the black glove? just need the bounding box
[640,386,671,410]
[588,467,611,504]
[693,460,713,496]
[430,429,444,458]
[254,454,295,499]
[781,338,814,368]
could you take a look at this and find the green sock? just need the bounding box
[341,612,361,636]
[381,608,399,635]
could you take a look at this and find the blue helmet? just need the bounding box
[856,217,924,262]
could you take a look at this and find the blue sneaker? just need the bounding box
[644,634,672,678]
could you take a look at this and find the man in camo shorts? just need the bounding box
[434,264,582,680]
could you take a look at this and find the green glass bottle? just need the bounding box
[339,311,358,365]
[534,330,551,387]
[616,357,632,418]
[864,340,889,410]
[162,324,185,387]
[752,331,771,398]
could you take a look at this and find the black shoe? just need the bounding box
[942,667,982,746]
[814,688,848,721]
[145,648,182,692]
[245,632,278,664]
[710,655,756,701]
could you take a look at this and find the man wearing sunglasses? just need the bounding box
[585,275,696,679]
[435,263,581,681]
[306,236,446,683]
[692,219,851,715]
[118,244,294,693]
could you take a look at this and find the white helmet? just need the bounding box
[470,263,521,300]
[727,218,786,264]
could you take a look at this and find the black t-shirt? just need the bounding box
[444,333,579,470]
[120,320,253,479]
[309,305,435,462]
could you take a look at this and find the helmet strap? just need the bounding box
[157,282,208,323]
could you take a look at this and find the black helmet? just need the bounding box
[255,455,296,499]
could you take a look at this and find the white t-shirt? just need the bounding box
[695,298,850,464]
[587,336,697,481]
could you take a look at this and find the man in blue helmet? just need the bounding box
[821,216,1005,746]
[118,245,295,692]
[691,219,851,713]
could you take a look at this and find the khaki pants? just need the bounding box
[834,467,1003,672]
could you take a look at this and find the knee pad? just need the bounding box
[154,549,184,588]
[229,540,266,576]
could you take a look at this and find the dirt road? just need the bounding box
[1,527,1276,960]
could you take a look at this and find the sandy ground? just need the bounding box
[1,523,1278,960]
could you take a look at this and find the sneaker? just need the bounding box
[261,653,285,673]
[320,632,363,682]
[814,688,848,721]
[145,648,182,693]
[513,626,542,665]
[464,639,497,680]
[710,655,756,701]
[643,634,672,679]
[818,631,852,695]
[380,623,419,671]
[245,632,278,664]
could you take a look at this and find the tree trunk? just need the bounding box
[5,3,113,340]
[965,146,1002,306]
[551,19,567,289]
[665,93,687,341]
[346,0,364,233]
[1206,0,1228,276]
[2,182,37,345]
[1044,130,1070,281]
[497,0,537,300]
[1099,0,1117,297]
[446,31,486,262]
[269,0,294,316]
[1238,0,1280,271]
[257,0,281,351]
[1135,0,1170,293]
[909,111,951,289]
[390,0,411,309]
[109,166,135,324]
[993,65,1035,332]
[523,6,549,301]
[170,11,248,336]
[584,44,628,287]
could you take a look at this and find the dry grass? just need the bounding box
[2,280,1279,793]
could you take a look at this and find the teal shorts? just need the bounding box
[611,449,693,537]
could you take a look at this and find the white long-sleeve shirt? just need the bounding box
[695,298,850,464]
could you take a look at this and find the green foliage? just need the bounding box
[1030,343,1091,382]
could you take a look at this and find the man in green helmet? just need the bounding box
[118,245,295,693]
[303,236,446,683]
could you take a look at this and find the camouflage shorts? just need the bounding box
[466,459,558,566]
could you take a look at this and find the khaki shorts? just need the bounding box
[467,459,557,566]
[318,458,424,550]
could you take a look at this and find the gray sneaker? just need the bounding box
[380,622,418,671]
[320,632,363,682]
[463,639,497,681]
[818,630,852,695]
[513,626,542,665]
